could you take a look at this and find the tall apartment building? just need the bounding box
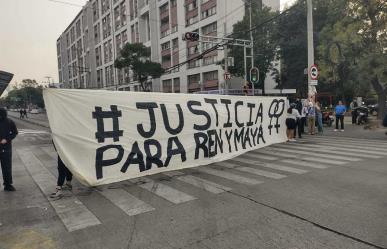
[57,0,279,93]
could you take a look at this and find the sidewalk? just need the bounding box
[8,111,50,128]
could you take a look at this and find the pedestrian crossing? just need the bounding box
[17,129,51,142]
[18,129,50,135]
[15,135,387,232]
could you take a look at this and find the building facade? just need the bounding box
[57,0,279,93]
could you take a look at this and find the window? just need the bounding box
[66,33,70,47]
[187,60,200,69]
[116,33,121,56]
[185,1,197,12]
[203,70,218,81]
[105,65,114,86]
[202,22,217,35]
[201,6,216,19]
[171,0,177,7]
[103,40,113,63]
[94,23,101,43]
[186,15,198,26]
[93,0,99,22]
[114,6,121,30]
[188,73,200,92]
[187,45,199,56]
[95,46,102,67]
[102,14,112,39]
[71,45,76,60]
[173,77,180,93]
[122,30,128,44]
[97,69,103,88]
[172,38,178,49]
[70,27,75,43]
[203,55,217,65]
[161,41,170,51]
[101,0,110,15]
[120,2,127,26]
[76,20,81,38]
[162,79,172,93]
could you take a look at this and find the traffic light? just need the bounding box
[183,32,199,41]
[250,67,259,84]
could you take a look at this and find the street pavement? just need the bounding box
[1,117,387,249]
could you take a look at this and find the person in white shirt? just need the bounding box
[286,104,300,142]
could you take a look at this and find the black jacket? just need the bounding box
[0,108,18,152]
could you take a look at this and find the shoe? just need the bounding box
[290,138,297,142]
[341,129,344,132]
[4,185,16,191]
[334,129,338,132]
[63,182,72,191]
[50,187,62,198]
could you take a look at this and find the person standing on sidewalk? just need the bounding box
[350,100,358,124]
[307,100,316,135]
[0,107,18,191]
[316,101,323,134]
[50,142,73,199]
[334,100,347,132]
[300,100,309,136]
[286,105,299,142]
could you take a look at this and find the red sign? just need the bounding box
[224,72,231,80]
[310,64,319,80]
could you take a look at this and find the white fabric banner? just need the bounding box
[43,89,287,186]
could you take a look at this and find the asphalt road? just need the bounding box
[1,118,386,249]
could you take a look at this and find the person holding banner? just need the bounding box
[50,143,73,199]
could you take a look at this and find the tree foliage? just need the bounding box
[3,79,44,108]
[228,5,280,88]
[114,43,165,91]
[317,0,386,118]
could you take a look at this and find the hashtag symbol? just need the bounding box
[92,105,123,143]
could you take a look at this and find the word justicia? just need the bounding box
[93,98,285,180]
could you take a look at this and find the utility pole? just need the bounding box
[307,0,316,98]
[249,0,255,96]
[224,1,228,94]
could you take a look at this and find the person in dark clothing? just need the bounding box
[0,108,18,191]
[19,109,24,119]
[23,109,28,118]
[50,142,73,198]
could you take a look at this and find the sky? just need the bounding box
[0,0,296,88]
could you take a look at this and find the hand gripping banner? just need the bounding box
[43,89,287,186]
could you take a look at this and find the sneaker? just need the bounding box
[4,185,16,191]
[63,182,72,191]
[290,138,297,142]
[341,129,344,132]
[50,187,62,198]
[334,129,338,132]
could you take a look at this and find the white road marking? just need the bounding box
[98,188,155,216]
[131,177,196,204]
[197,167,263,185]
[280,159,330,169]
[232,157,308,174]
[167,174,232,194]
[17,149,101,232]
[276,143,381,159]
[222,159,287,179]
[265,147,361,162]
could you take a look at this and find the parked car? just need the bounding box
[29,109,40,114]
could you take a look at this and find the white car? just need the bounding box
[30,109,40,114]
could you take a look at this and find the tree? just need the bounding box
[317,0,386,118]
[349,0,387,119]
[4,79,44,108]
[114,43,165,92]
[227,5,280,89]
